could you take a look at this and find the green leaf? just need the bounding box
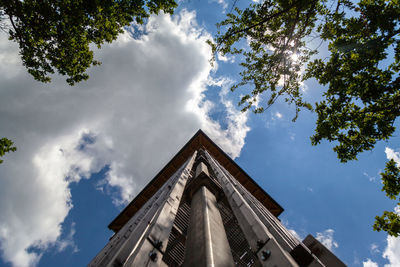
[1,0,178,85]
[0,137,16,164]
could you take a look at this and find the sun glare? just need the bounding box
[291,53,299,62]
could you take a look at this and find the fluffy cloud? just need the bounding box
[315,229,339,251]
[383,235,400,267]
[363,259,378,267]
[362,232,400,267]
[385,147,400,166]
[0,10,249,267]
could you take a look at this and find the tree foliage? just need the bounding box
[0,137,16,164]
[307,0,400,163]
[0,0,177,85]
[211,0,400,235]
[209,0,320,118]
[374,159,400,237]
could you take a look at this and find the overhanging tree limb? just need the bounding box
[212,0,400,236]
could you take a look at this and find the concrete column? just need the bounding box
[183,185,234,267]
[88,152,197,267]
[204,151,300,267]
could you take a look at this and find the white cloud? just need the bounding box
[383,236,400,267]
[0,130,105,267]
[385,147,400,166]
[370,243,380,254]
[363,259,379,267]
[211,0,228,10]
[288,229,302,241]
[267,111,284,127]
[217,52,235,63]
[280,219,303,241]
[363,172,377,182]
[315,229,339,251]
[0,10,249,267]
[274,111,283,119]
[56,222,79,253]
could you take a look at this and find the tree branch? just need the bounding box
[216,0,302,49]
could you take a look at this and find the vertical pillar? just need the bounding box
[183,161,234,267]
[123,152,197,267]
[204,151,300,267]
[88,152,197,267]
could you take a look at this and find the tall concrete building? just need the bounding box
[89,130,345,266]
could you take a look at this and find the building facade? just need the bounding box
[89,130,345,267]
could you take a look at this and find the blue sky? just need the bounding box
[0,1,399,267]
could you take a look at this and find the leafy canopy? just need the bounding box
[0,137,16,164]
[374,159,400,237]
[1,0,177,85]
[211,0,400,235]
